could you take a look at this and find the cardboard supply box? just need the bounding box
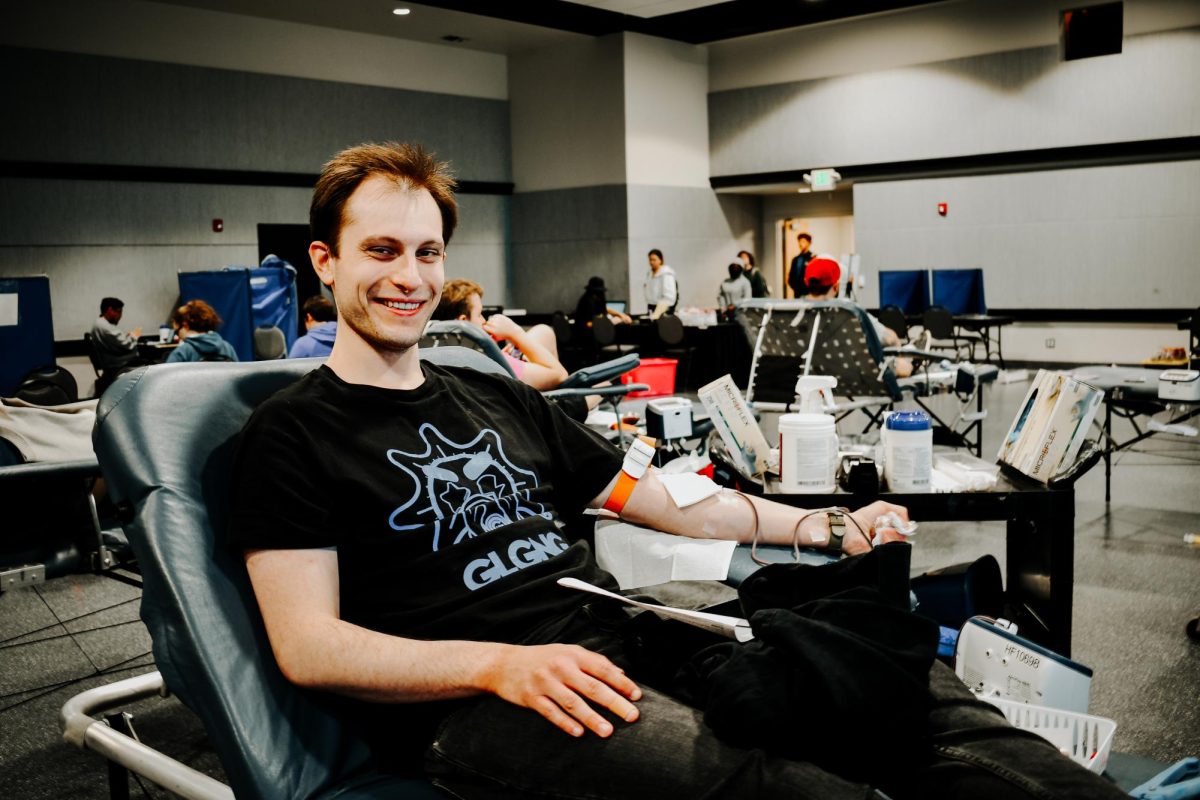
[997,369,1102,483]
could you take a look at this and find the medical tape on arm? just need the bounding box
[603,436,656,515]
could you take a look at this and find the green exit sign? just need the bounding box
[809,168,839,191]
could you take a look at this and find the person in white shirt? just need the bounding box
[717,262,752,316]
[642,249,677,320]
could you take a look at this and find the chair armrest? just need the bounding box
[61,671,234,800]
[559,353,641,388]
[544,383,650,400]
[0,458,101,482]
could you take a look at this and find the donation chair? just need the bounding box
[735,299,996,454]
[61,354,510,799]
[421,320,648,444]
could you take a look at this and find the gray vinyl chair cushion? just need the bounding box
[419,321,517,378]
[92,350,503,799]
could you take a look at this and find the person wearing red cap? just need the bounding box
[804,256,913,376]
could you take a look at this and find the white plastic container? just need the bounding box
[159,325,172,343]
[981,697,1116,774]
[778,413,839,493]
[883,410,932,492]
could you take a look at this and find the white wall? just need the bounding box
[709,0,1200,92]
[623,34,710,188]
[1000,322,1190,365]
[0,0,507,100]
[853,159,1200,310]
[710,26,1200,177]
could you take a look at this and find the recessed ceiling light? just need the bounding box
[392,8,411,15]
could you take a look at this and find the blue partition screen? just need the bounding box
[932,269,987,315]
[178,269,254,362]
[0,277,55,396]
[878,270,931,315]
[250,260,299,351]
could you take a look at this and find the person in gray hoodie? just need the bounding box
[166,300,239,363]
[288,295,338,358]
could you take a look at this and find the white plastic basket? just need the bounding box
[982,696,1117,774]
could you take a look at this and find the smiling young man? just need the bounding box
[229,142,1123,800]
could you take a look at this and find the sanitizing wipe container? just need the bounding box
[981,697,1116,775]
[778,413,839,493]
[883,410,932,492]
[621,358,678,397]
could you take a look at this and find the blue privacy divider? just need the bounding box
[251,257,298,351]
[932,269,987,315]
[878,269,930,315]
[178,269,254,362]
[0,276,55,396]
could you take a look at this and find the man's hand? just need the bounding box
[482,313,523,342]
[845,500,911,555]
[130,327,143,339]
[481,643,641,738]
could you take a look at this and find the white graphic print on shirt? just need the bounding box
[385,423,553,553]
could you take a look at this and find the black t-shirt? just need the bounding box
[230,362,623,646]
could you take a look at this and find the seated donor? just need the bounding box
[803,257,913,378]
[90,296,144,370]
[717,262,752,317]
[575,276,632,326]
[288,295,338,358]
[643,248,678,320]
[166,300,239,363]
[433,278,568,390]
[738,250,770,298]
[230,141,1121,800]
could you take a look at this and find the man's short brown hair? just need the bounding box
[434,278,483,321]
[179,300,222,333]
[303,295,336,323]
[310,141,459,256]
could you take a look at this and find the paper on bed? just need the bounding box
[594,518,737,590]
[558,577,753,642]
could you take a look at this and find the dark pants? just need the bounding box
[424,618,1126,800]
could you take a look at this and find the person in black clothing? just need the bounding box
[574,276,632,327]
[229,141,1127,800]
[737,250,770,298]
[787,232,814,298]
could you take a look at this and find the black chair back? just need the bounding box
[551,312,572,347]
[922,305,956,340]
[252,325,287,360]
[92,353,499,798]
[590,315,616,346]
[15,366,79,406]
[655,314,685,346]
[876,305,909,340]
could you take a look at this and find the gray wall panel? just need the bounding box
[853,160,1200,309]
[0,244,254,341]
[0,179,509,339]
[510,186,629,312]
[0,179,311,247]
[511,239,632,313]
[627,186,759,313]
[3,46,511,180]
[709,28,1200,177]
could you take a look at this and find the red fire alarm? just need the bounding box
[937,203,948,217]
[212,218,224,233]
